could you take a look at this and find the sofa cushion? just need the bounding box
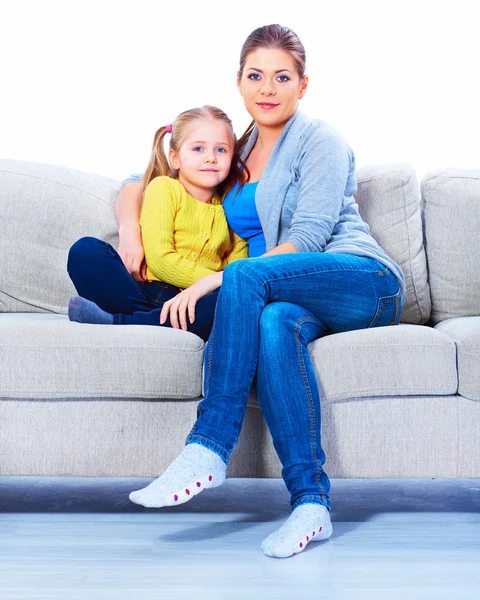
[0,314,204,399]
[435,317,480,401]
[309,324,457,401]
[356,164,430,324]
[421,168,480,324]
[0,159,120,314]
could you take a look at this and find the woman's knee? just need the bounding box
[260,302,298,336]
[222,258,263,290]
[260,302,326,345]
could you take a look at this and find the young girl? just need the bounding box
[67,105,248,341]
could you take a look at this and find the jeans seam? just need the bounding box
[203,308,217,402]
[295,494,329,500]
[260,265,390,287]
[391,293,399,325]
[294,316,323,490]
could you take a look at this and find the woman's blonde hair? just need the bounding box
[140,105,243,202]
[236,24,307,187]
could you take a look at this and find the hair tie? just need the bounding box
[165,124,172,134]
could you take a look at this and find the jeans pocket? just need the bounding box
[368,290,401,328]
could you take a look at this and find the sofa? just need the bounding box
[0,158,478,479]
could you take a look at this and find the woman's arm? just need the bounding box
[115,181,146,282]
[261,241,297,256]
[287,132,353,253]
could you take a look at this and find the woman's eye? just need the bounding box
[248,73,261,81]
[278,75,290,82]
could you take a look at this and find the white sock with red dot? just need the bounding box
[129,443,226,508]
[261,503,333,558]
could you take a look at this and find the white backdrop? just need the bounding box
[1,0,478,183]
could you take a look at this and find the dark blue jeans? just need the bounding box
[67,237,219,342]
[185,253,402,511]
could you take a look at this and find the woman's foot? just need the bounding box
[261,503,332,558]
[68,296,113,324]
[129,443,227,508]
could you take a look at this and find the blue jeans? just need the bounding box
[67,237,219,342]
[185,253,402,511]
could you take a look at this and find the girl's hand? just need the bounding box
[160,272,222,331]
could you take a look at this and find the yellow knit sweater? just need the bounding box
[139,176,249,289]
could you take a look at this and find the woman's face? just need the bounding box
[237,48,308,128]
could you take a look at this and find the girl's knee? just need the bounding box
[68,236,103,261]
[67,237,105,275]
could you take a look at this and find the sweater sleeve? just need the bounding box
[222,230,249,266]
[140,178,216,289]
[288,132,354,253]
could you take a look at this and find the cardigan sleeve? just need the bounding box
[140,178,216,288]
[287,131,354,253]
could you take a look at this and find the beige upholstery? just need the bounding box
[0,158,479,479]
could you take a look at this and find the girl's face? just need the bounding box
[237,48,308,129]
[169,119,233,196]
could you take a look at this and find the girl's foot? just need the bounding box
[68,296,113,324]
[129,443,227,508]
[261,503,332,558]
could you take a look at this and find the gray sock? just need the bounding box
[129,443,227,508]
[261,503,333,558]
[68,296,113,324]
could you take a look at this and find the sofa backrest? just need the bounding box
[356,164,431,324]
[0,158,436,322]
[421,168,480,324]
[0,159,120,314]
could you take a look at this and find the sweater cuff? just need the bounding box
[287,236,307,253]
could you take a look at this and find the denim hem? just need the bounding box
[185,435,229,465]
[291,494,331,512]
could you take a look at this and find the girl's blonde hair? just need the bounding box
[140,105,243,202]
[236,24,307,187]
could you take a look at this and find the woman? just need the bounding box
[119,24,405,559]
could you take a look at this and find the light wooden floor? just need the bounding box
[0,477,479,600]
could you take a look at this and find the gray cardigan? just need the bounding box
[242,110,406,300]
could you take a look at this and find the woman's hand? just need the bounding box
[118,226,147,282]
[160,272,223,331]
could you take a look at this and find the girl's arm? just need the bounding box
[115,179,146,282]
[223,230,249,265]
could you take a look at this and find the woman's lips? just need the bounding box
[257,103,279,110]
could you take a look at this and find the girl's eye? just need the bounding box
[248,73,261,81]
[278,75,290,82]
[192,146,203,152]
[216,147,227,153]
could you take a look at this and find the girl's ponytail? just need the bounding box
[140,126,171,198]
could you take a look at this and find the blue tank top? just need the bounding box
[223,181,266,257]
